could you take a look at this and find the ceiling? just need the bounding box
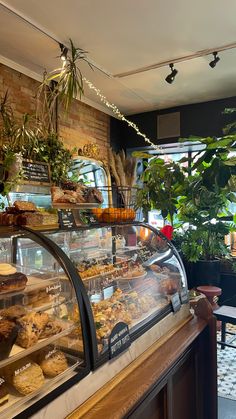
[1,0,236,116]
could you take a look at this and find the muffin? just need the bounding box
[3,357,44,395]
[34,347,68,377]
[16,311,49,348]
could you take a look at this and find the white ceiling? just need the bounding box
[1,0,236,115]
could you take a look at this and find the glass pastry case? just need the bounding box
[45,222,189,368]
[0,226,90,419]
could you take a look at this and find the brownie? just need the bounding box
[0,320,19,360]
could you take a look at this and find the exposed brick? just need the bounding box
[0,63,110,161]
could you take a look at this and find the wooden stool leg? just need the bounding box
[221,322,226,350]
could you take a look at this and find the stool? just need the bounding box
[213,305,236,349]
[196,286,222,311]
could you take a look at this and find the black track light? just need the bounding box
[209,51,220,68]
[165,63,178,84]
[59,43,68,61]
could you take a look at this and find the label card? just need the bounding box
[58,210,76,230]
[108,322,131,359]
[180,288,189,304]
[170,292,181,312]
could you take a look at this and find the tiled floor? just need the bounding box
[218,397,236,419]
[217,324,236,400]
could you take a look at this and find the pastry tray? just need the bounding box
[80,269,119,282]
[0,321,75,369]
[0,353,82,419]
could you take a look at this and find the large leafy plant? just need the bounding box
[176,125,236,262]
[136,157,188,226]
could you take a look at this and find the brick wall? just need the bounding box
[0,63,110,161]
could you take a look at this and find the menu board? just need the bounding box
[22,161,50,184]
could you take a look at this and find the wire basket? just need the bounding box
[89,186,140,223]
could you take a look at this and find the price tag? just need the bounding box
[137,246,153,263]
[103,286,114,300]
[180,288,189,304]
[58,210,76,229]
[109,322,131,359]
[170,292,181,312]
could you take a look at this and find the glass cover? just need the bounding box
[0,228,85,419]
[47,224,188,356]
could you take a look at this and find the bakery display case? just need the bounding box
[45,222,189,368]
[0,226,90,419]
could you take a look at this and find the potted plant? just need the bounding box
[176,129,236,287]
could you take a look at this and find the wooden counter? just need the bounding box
[68,300,217,419]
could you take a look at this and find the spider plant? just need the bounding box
[39,39,93,113]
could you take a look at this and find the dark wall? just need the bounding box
[110,95,236,150]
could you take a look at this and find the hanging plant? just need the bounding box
[39,39,93,113]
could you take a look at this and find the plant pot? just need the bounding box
[192,260,221,287]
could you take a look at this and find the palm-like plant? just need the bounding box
[38,39,93,116]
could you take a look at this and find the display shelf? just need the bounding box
[0,322,75,369]
[0,276,60,300]
[0,353,82,419]
[52,203,100,209]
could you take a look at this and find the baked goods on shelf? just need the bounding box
[13,201,37,212]
[0,264,28,293]
[0,320,19,360]
[159,278,179,295]
[16,311,49,348]
[0,305,27,321]
[0,377,8,406]
[3,357,45,395]
[0,201,58,227]
[51,183,104,206]
[79,264,114,280]
[33,347,68,377]
[91,287,162,341]
[39,319,62,339]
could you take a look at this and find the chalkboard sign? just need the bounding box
[170,292,181,313]
[58,210,76,230]
[180,288,189,304]
[109,322,131,359]
[22,161,50,184]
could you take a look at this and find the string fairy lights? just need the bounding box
[82,77,162,152]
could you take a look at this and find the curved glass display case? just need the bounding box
[0,226,90,419]
[45,222,189,368]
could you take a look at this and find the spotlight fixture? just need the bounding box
[165,63,178,84]
[209,51,220,68]
[59,43,68,61]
